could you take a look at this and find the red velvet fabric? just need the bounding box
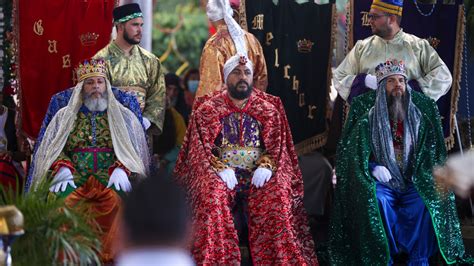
[17,0,115,138]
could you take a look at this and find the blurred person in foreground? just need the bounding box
[434,150,474,198]
[117,173,193,266]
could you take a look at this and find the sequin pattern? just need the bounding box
[330,90,471,265]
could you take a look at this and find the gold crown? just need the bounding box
[297,39,314,53]
[426,37,440,49]
[75,59,107,82]
[79,32,99,46]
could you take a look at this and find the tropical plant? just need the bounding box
[0,179,101,266]
[152,2,208,75]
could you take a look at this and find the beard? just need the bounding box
[387,93,407,122]
[372,23,392,39]
[123,29,141,45]
[83,91,108,112]
[228,80,253,100]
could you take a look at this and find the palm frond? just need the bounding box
[0,178,102,266]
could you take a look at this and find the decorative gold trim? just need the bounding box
[371,0,403,16]
[371,4,403,16]
[295,3,336,155]
[446,5,465,151]
[295,130,329,155]
[239,0,248,31]
[327,3,338,122]
[347,0,354,52]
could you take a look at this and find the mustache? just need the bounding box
[236,80,250,87]
[84,90,105,98]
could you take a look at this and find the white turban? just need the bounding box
[206,0,247,57]
[223,54,254,83]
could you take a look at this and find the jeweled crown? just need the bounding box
[297,39,314,53]
[79,32,99,47]
[375,59,407,83]
[75,59,107,82]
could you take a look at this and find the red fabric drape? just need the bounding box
[17,0,116,138]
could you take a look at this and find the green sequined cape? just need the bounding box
[329,90,469,265]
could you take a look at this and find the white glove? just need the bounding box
[143,117,151,130]
[251,167,273,188]
[365,74,378,90]
[371,166,392,183]
[50,167,76,193]
[107,168,132,192]
[218,168,238,190]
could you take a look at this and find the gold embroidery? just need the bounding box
[292,76,299,93]
[266,32,274,46]
[252,14,264,30]
[48,40,58,53]
[256,154,276,172]
[360,11,371,27]
[79,32,99,46]
[33,19,44,36]
[210,155,230,172]
[284,65,291,79]
[307,105,317,119]
[299,93,305,107]
[62,54,71,68]
[297,39,314,53]
[426,36,441,49]
[274,48,279,67]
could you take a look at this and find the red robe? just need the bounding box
[175,89,318,265]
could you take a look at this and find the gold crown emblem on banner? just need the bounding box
[297,39,314,53]
[79,32,100,46]
[75,59,107,82]
[426,37,441,49]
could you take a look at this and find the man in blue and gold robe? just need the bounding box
[28,59,149,262]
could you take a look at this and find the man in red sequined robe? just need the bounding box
[175,54,317,265]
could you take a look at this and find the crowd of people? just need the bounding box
[1,0,473,265]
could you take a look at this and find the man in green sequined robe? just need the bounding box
[29,59,149,263]
[94,3,165,134]
[330,59,469,265]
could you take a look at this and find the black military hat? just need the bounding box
[113,3,143,23]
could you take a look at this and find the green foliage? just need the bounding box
[155,0,201,12]
[0,179,101,266]
[152,3,208,75]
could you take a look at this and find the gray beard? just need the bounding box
[84,95,108,112]
[388,94,406,122]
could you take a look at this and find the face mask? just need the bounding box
[187,80,199,93]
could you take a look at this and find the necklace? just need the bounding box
[413,0,436,17]
[391,120,403,144]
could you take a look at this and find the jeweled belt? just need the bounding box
[71,147,113,173]
[220,146,262,170]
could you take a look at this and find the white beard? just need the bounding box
[84,96,108,112]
